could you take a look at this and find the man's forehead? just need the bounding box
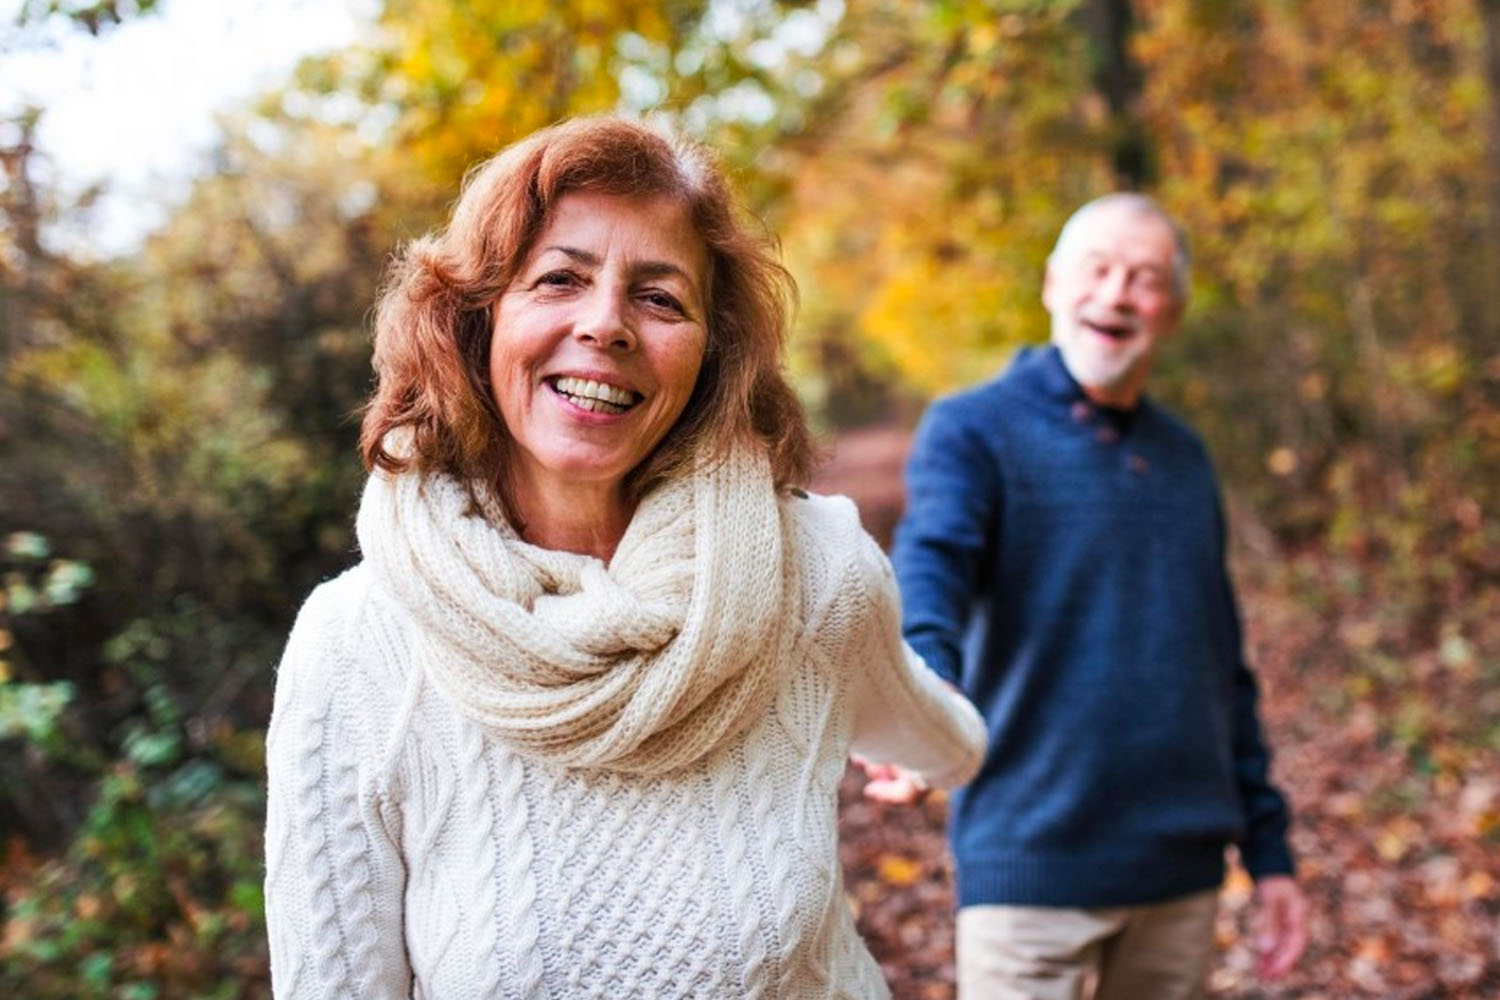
[1066,205,1177,263]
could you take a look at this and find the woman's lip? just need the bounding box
[545,372,643,399]
[544,378,639,418]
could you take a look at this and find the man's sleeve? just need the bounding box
[1216,504,1297,879]
[890,398,1000,687]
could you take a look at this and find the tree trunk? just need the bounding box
[1083,0,1152,188]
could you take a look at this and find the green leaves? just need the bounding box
[0,680,74,745]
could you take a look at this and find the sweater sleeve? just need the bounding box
[264,578,412,999]
[890,398,1001,686]
[1213,506,1296,879]
[847,527,987,789]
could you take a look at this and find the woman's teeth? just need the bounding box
[553,376,638,414]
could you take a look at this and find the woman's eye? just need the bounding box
[640,290,684,313]
[536,270,579,289]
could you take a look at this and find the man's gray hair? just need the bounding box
[1048,193,1191,302]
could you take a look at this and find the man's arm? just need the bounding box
[863,400,999,805]
[1215,515,1294,879]
[1214,500,1308,979]
[890,398,1001,687]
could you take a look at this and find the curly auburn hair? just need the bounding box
[360,115,813,518]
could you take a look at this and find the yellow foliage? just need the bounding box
[1266,447,1298,477]
[874,853,923,888]
[372,0,678,184]
[1375,816,1424,862]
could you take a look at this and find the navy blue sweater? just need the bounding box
[892,345,1294,908]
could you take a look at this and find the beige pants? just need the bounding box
[955,890,1218,1000]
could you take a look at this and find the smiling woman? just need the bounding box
[263,115,986,999]
[360,117,807,551]
[486,190,710,557]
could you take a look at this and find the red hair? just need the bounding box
[360,116,812,517]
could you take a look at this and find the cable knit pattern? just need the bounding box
[265,482,988,1000]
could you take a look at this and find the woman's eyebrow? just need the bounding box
[633,260,692,281]
[542,246,690,280]
[541,245,598,266]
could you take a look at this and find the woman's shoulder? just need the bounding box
[290,564,373,637]
[274,564,417,723]
[779,489,892,608]
[780,487,862,556]
[283,565,379,671]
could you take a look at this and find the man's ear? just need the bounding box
[1041,262,1057,314]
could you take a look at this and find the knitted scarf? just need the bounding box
[355,446,792,775]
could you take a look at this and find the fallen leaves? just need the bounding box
[875,854,925,889]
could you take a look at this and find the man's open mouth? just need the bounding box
[548,375,642,415]
[1083,319,1135,341]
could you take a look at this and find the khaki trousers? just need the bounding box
[955,890,1218,1000]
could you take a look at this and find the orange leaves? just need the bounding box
[1374,816,1423,864]
[1265,447,1299,477]
[875,853,924,888]
[1456,776,1500,840]
[1462,870,1497,902]
[1225,535,1500,997]
[836,762,960,998]
[0,835,39,897]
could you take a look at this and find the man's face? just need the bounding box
[1043,203,1184,408]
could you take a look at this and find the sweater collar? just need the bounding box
[1022,344,1141,432]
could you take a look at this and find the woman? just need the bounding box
[264,115,984,999]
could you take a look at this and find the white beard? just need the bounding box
[1055,332,1149,396]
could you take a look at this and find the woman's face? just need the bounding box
[490,190,710,504]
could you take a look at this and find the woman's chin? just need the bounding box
[512,446,641,497]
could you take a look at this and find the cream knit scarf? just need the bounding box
[355,446,791,775]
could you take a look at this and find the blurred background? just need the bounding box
[1,0,1497,996]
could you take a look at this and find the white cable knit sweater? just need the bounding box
[264,487,985,1000]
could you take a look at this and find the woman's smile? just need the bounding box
[547,374,642,414]
[488,190,709,503]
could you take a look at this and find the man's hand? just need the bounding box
[1253,874,1309,981]
[852,755,929,804]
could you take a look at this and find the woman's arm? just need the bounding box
[846,530,986,790]
[264,580,411,999]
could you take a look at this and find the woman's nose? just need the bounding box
[574,285,636,350]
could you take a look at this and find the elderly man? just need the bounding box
[886,194,1308,999]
